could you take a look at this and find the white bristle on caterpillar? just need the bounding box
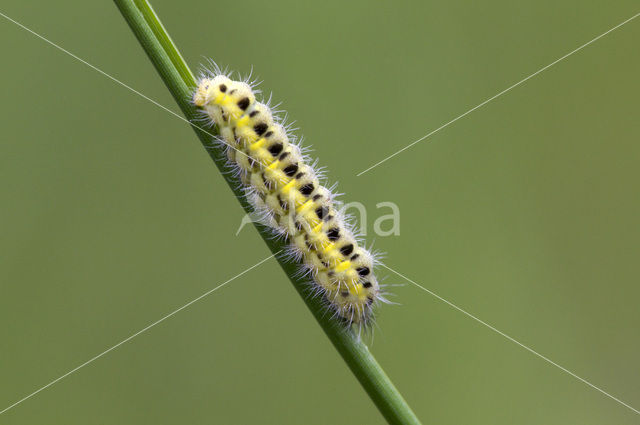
[193,69,385,327]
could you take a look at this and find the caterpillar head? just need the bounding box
[193,75,232,107]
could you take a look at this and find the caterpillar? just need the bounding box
[193,69,385,327]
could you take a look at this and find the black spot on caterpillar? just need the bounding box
[253,123,268,136]
[340,244,354,256]
[327,228,340,241]
[268,143,284,157]
[357,267,370,277]
[237,97,250,110]
[315,206,328,220]
[283,164,299,177]
[299,183,314,196]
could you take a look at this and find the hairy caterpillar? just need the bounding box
[193,69,386,327]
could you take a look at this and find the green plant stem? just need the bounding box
[113,1,422,424]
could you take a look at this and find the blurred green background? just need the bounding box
[1,1,638,424]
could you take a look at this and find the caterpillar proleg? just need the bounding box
[193,69,386,327]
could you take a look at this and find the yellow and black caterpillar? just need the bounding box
[193,72,384,326]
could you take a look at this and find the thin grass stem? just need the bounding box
[113,2,422,423]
